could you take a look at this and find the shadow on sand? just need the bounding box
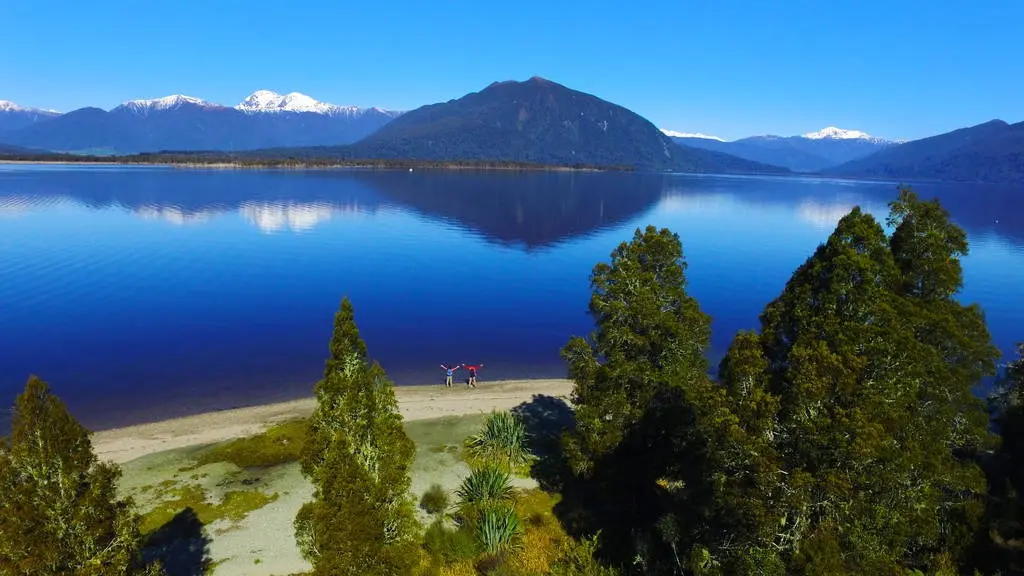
[142,507,212,576]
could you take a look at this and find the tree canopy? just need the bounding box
[0,376,159,575]
[296,297,418,575]
[560,188,1003,575]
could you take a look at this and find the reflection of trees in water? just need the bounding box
[0,168,1020,247]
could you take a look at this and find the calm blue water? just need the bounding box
[1,165,1021,429]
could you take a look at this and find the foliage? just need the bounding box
[549,534,620,576]
[296,297,419,575]
[476,505,522,555]
[423,519,481,563]
[702,188,994,573]
[456,465,516,513]
[465,411,533,474]
[561,225,711,478]
[983,343,1024,572]
[556,189,1000,574]
[197,418,307,468]
[420,483,451,516]
[0,375,162,575]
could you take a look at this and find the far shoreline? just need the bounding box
[0,157,628,173]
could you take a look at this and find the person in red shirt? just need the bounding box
[463,363,484,388]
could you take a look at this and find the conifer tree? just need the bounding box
[0,376,160,575]
[710,194,997,573]
[295,297,418,575]
[561,225,711,478]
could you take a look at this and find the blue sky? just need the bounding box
[1,0,1021,141]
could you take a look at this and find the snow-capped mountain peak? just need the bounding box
[660,129,726,142]
[119,94,221,114]
[0,100,60,114]
[236,90,360,116]
[802,126,875,141]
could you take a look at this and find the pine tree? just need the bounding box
[710,194,997,573]
[561,225,711,478]
[295,298,418,575]
[0,376,160,575]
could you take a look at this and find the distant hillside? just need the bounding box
[0,101,60,134]
[0,93,400,154]
[669,127,894,172]
[0,143,44,154]
[827,120,1024,183]
[333,77,787,174]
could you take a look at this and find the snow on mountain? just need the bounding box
[0,100,60,114]
[236,90,365,116]
[802,126,891,143]
[660,129,726,142]
[118,94,223,114]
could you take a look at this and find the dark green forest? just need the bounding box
[0,150,633,171]
[1,186,1022,575]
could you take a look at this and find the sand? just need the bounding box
[106,379,574,575]
[93,379,573,464]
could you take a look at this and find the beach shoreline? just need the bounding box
[92,378,573,464]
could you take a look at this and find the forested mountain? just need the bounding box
[335,77,788,173]
[827,119,1024,183]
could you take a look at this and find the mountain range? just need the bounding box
[0,92,401,154]
[665,127,899,172]
[825,119,1024,184]
[2,79,1022,182]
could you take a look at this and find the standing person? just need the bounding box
[440,363,462,388]
[463,363,484,388]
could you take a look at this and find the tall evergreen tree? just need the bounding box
[561,225,711,478]
[295,298,418,575]
[560,225,727,572]
[710,193,997,573]
[0,376,160,575]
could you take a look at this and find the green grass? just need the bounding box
[139,482,279,534]
[197,419,308,468]
[406,414,488,449]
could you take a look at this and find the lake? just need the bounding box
[1,165,1021,430]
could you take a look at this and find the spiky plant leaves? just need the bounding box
[465,411,533,473]
[456,465,515,512]
[476,504,522,556]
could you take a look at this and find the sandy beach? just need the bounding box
[93,379,573,464]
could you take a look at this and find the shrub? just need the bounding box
[465,411,533,473]
[456,465,515,513]
[423,519,481,563]
[549,533,619,576]
[420,483,450,516]
[477,504,522,556]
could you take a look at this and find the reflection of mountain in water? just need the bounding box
[0,167,667,249]
[658,176,1023,246]
[0,167,1019,248]
[348,170,665,250]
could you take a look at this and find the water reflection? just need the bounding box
[0,166,1019,249]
